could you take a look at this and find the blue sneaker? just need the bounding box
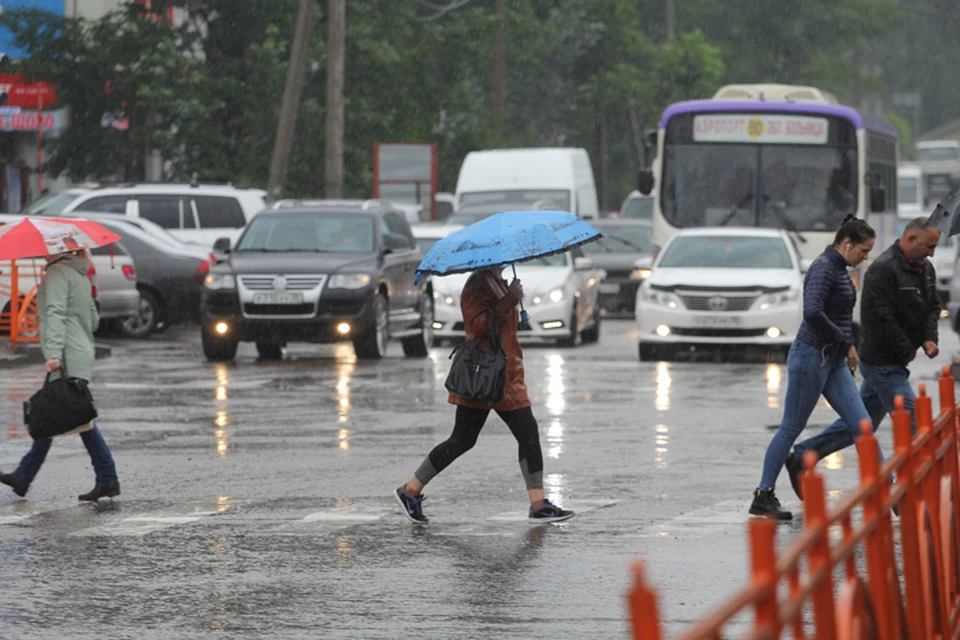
[529,499,574,523]
[395,487,429,524]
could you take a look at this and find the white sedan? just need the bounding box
[635,228,803,361]
[432,249,603,346]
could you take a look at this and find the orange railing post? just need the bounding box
[893,394,928,639]
[749,517,779,637]
[9,259,19,350]
[802,450,838,638]
[627,561,663,640]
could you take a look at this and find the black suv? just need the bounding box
[200,201,433,361]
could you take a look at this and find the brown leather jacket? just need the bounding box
[448,269,531,412]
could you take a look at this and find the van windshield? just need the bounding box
[20,192,82,215]
[458,190,570,211]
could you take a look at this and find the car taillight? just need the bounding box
[209,252,217,266]
[122,264,136,280]
[195,259,210,284]
[87,264,98,299]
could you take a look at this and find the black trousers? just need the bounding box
[420,405,545,490]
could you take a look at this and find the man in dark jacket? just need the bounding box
[789,217,941,481]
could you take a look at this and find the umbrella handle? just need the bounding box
[511,264,532,331]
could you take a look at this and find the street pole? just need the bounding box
[37,93,43,195]
[666,0,676,42]
[324,0,345,199]
[492,0,506,143]
[267,0,316,203]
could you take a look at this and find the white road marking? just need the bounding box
[0,499,76,525]
[68,498,235,537]
[262,503,393,535]
[634,499,758,538]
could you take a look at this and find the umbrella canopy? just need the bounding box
[416,210,601,277]
[0,217,122,261]
[924,187,960,237]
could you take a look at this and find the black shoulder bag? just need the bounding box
[444,309,507,403]
[24,354,98,440]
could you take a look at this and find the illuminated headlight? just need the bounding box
[336,322,351,335]
[548,288,564,303]
[757,288,799,311]
[204,273,236,290]
[630,268,652,280]
[440,294,457,306]
[766,326,782,339]
[328,274,372,289]
[655,324,671,337]
[214,322,230,335]
[641,287,681,309]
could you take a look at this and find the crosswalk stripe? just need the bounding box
[67,498,236,538]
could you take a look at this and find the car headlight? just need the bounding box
[328,273,372,290]
[630,268,652,280]
[757,288,800,311]
[204,273,236,290]
[548,288,564,303]
[434,292,458,305]
[640,286,681,309]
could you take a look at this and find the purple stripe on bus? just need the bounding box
[658,100,898,138]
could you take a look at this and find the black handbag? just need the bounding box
[444,309,508,404]
[24,355,98,440]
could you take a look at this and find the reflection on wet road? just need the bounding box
[0,320,955,637]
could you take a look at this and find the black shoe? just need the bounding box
[0,472,26,497]
[785,452,804,501]
[749,488,792,521]
[78,484,120,502]
[394,487,428,524]
[529,499,575,523]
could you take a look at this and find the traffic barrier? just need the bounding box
[0,261,42,350]
[628,365,960,640]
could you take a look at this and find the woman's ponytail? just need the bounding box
[834,214,875,246]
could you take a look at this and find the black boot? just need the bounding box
[0,472,26,497]
[749,488,792,521]
[785,452,804,501]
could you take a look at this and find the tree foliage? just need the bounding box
[0,0,922,207]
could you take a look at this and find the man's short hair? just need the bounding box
[905,216,928,233]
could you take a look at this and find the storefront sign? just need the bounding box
[0,73,57,108]
[693,114,829,145]
[0,109,61,132]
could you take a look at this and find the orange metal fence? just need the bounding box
[628,366,960,640]
[0,261,43,350]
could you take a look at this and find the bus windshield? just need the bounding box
[661,113,858,233]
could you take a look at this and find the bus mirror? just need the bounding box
[637,169,655,196]
[870,184,886,212]
[643,129,657,149]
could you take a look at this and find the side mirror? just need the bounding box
[800,258,813,273]
[574,256,595,271]
[870,184,886,212]
[213,237,232,253]
[637,169,655,196]
[383,232,410,253]
[643,129,657,149]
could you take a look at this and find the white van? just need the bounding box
[898,163,926,216]
[454,147,599,219]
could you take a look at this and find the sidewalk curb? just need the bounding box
[0,343,112,370]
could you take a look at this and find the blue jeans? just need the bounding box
[794,362,916,462]
[12,422,119,490]
[759,340,870,491]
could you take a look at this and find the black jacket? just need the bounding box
[859,242,940,366]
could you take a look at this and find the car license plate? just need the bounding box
[253,293,303,305]
[694,315,740,327]
[599,282,620,294]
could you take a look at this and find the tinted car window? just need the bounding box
[82,196,128,214]
[138,197,182,229]
[193,196,246,228]
[90,242,129,256]
[237,213,376,253]
[383,213,413,246]
[659,236,792,269]
[582,225,652,254]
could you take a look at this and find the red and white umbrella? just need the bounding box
[0,217,122,261]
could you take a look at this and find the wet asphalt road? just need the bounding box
[0,318,957,639]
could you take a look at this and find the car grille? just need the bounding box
[679,294,757,312]
[243,303,315,316]
[605,269,633,280]
[240,275,325,291]
[671,328,768,338]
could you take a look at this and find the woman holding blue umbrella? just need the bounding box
[394,210,598,524]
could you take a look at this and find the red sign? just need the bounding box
[0,74,57,108]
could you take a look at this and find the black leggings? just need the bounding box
[414,405,545,490]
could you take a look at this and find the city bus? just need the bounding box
[637,84,900,263]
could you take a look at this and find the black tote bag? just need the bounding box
[24,356,98,441]
[444,309,507,404]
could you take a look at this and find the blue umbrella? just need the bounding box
[416,210,602,328]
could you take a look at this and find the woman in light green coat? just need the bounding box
[0,250,120,501]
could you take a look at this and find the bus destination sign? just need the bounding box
[693,114,829,145]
